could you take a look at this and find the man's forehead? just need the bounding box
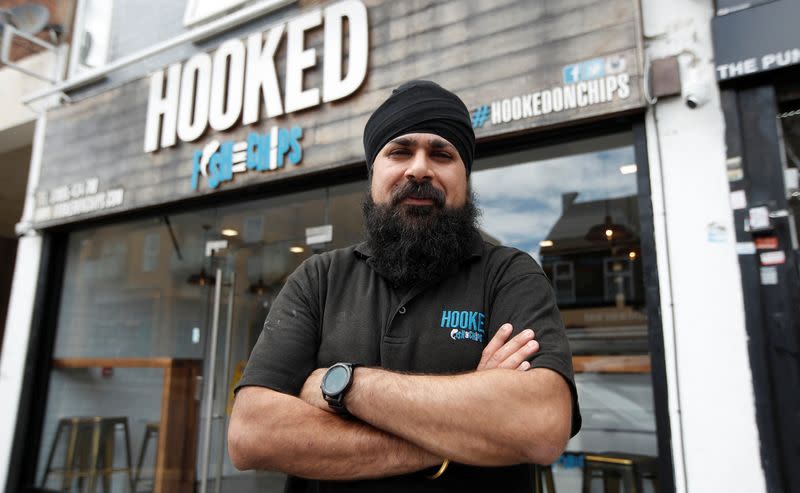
[387,133,456,149]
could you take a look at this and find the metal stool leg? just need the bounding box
[604,473,621,493]
[122,421,134,493]
[535,464,544,493]
[582,462,593,493]
[621,467,637,493]
[40,420,66,488]
[545,464,556,493]
[63,419,81,492]
[133,424,158,492]
[101,425,114,493]
[88,419,103,493]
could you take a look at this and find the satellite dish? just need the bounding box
[8,3,49,35]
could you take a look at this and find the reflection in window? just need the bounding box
[472,134,646,354]
[472,133,658,476]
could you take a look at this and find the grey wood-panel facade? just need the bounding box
[33,0,645,228]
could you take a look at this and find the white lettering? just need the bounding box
[322,0,369,103]
[486,72,632,126]
[177,53,212,142]
[209,39,245,131]
[540,90,552,114]
[605,75,619,99]
[284,9,322,113]
[617,73,630,99]
[491,101,503,124]
[511,96,522,120]
[145,1,371,152]
[243,25,285,125]
[521,94,533,118]
[587,79,600,105]
[532,92,541,116]
[563,85,577,109]
[501,99,512,123]
[144,63,181,152]
[551,87,564,112]
[577,82,589,107]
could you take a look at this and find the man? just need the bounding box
[229,80,581,492]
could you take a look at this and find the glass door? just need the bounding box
[195,182,367,493]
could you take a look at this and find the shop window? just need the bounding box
[68,0,113,76]
[36,182,366,492]
[472,132,657,490]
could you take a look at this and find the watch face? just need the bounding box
[323,365,350,394]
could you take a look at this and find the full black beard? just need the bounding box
[362,181,481,289]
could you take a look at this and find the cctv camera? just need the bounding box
[683,77,711,109]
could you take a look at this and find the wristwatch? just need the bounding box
[320,362,359,415]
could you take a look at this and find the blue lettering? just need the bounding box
[208,141,234,189]
[246,132,269,170]
[441,310,451,328]
[468,312,478,330]
[459,311,469,329]
[191,150,202,190]
[478,313,485,333]
[288,125,303,165]
[277,128,290,168]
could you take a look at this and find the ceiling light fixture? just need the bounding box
[221,228,238,237]
[619,164,638,175]
[539,240,554,247]
[290,246,305,253]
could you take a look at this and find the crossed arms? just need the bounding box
[228,324,573,480]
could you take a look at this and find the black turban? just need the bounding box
[363,80,475,175]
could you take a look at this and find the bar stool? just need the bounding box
[582,452,658,493]
[40,416,134,492]
[535,464,556,493]
[133,422,159,492]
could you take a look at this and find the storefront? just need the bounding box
[713,1,800,491]
[3,1,682,491]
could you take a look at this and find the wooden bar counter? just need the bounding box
[573,354,651,373]
[52,358,201,493]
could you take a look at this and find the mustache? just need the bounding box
[390,180,446,208]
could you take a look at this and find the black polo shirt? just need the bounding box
[236,236,581,493]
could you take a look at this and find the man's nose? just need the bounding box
[404,150,434,181]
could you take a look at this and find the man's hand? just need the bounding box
[299,368,328,411]
[477,323,539,371]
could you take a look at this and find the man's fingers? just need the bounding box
[485,329,535,368]
[477,323,513,370]
[498,339,539,370]
[516,361,531,371]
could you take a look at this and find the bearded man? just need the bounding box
[229,80,581,492]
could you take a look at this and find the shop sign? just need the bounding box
[712,0,800,81]
[472,54,631,129]
[191,125,303,190]
[34,178,124,222]
[144,0,368,152]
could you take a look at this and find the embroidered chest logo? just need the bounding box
[440,310,486,342]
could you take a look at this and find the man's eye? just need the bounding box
[432,152,453,160]
[389,149,410,156]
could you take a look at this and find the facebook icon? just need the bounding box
[563,64,580,84]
